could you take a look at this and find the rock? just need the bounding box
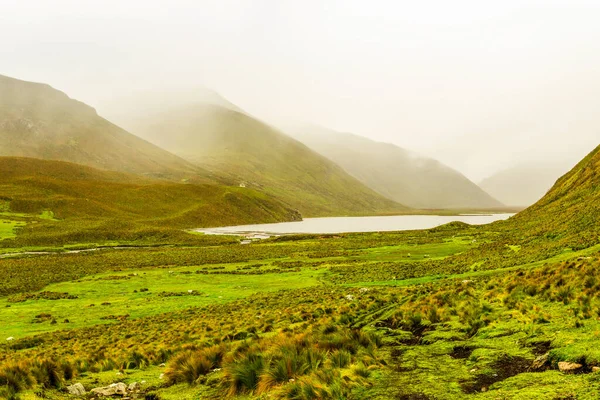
[159,373,164,380]
[345,294,354,301]
[531,353,549,370]
[91,382,128,396]
[558,361,583,373]
[159,363,166,367]
[593,366,600,373]
[127,382,141,392]
[67,383,86,396]
[359,288,369,293]
[5,337,14,341]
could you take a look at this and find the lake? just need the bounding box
[196,213,514,238]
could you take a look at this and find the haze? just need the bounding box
[1,0,598,181]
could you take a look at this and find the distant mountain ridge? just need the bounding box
[0,74,209,180]
[121,101,406,217]
[480,163,571,207]
[284,124,503,210]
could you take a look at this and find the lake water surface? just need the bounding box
[196,214,514,238]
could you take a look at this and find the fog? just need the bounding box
[1,0,599,181]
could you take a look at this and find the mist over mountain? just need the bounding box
[0,74,208,180]
[479,163,571,207]
[510,143,600,246]
[117,99,405,217]
[284,124,503,210]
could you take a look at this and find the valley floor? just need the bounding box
[1,221,600,399]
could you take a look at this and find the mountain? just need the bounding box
[119,102,406,217]
[0,74,209,180]
[0,157,300,244]
[510,144,600,247]
[284,125,503,210]
[479,163,570,207]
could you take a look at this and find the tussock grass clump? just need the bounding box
[164,345,225,385]
[0,359,65,395]
[224,352,265,395]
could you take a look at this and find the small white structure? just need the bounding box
[239,182,247,188]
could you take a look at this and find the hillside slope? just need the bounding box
[0,74,209,180]
[0,157,300,244]
[123,103,406,216]
[286,126,503,209]
[480,163,568,207]
[510,144,600,247]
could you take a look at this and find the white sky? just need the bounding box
[1,0,599,181]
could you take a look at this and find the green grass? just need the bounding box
[0,157,301,248]
[358,236,475,262]
[2,141,600,399]
[0,219,24,239]
[2,226,600,399]
[0,263,327,338]
[38,210,56,220]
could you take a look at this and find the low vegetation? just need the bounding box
[0,157,300,247]
[0,137,599,399]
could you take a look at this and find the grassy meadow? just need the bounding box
[1,146,600,399]
[1,216,600,399]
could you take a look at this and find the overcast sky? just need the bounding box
[1,0,599,181]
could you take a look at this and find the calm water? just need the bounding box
[196,214,514,238]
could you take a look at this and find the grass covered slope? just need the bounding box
[286,125,503,210]
[0,157,300,245]
[125,103,406,217]
[509,144,600,247]
[0,74,208,180]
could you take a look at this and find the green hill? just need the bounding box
[285,125,503,210]
[0,157,300,245]
[0,74,209,180]
[510,144,600,247]
[123,102,406,216]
